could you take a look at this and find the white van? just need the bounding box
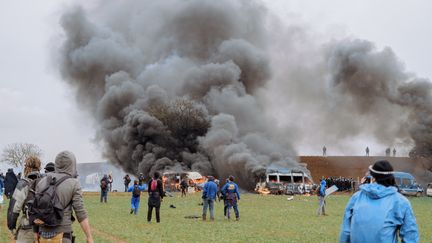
[427,183,432,197]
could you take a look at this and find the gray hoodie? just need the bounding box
[36,151,87,233]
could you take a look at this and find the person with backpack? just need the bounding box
[7,156,41,243]
[317,178,327,216]
[127,179,147,215]
[33,151,93,243]
[221,175,240,221]
[123,174,131,192]
[201,176,218,221]
[4,168,18,199]
[147,172,164,223]
[100,174,109,203]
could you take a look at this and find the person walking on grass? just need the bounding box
[221,175,240,221]
[35,151,93,243]
[7,156,41,243]
[100,174,109,203]
[147,172,164,223]
[317,178,327,216]
[180,177,188,197]
[202,176,218,221]
[128,180,147,215]
[339,160,419,243]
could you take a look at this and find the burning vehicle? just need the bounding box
[162,171,207,192]
[256,166,314,195]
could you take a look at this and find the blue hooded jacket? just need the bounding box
[221,181,240,200]
[319,179,326,197]
[339,183,419,243]
[202,180,218,200]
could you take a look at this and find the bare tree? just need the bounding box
[1,143,43,167]
[148,98,210,153]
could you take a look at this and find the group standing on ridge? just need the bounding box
[321,146,398,157]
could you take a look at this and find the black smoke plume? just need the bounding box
[58,1,432,187]
[58,0,304,189]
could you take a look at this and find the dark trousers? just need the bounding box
[227,202,239,219]
[100,191,107,203]
[147,205,160,223]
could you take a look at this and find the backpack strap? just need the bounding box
[39,175,72,194]
[54,175,72,187]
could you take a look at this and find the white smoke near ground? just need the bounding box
[57,0,432,188]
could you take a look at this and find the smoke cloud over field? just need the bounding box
[58,0,432,187]
[58,0,302,189]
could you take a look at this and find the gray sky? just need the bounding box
[1,0,431,165]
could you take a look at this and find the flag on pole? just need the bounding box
[325,185,338,198]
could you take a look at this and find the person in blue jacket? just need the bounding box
[339,160,419,243]
[317,178,327,216]
[221,175,240,221]
[202,176,218,221]
[127,179,147,215]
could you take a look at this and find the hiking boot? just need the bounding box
[202,215,206,221]
[130,209,134,214]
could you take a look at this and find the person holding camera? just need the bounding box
[339,160,419,242]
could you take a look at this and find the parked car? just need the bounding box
[393,172,423,197]
[426,183,432,197]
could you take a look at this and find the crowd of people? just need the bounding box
[1,154,420,242]
[323,176,355,192]
[2,151,93,243]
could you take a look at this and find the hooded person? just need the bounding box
[4,168,18,199]
[339,160,419,243]
[317,179,327,216]
[7,156,41,242]
[35,151,93,243]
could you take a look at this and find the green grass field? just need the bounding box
[1,192,431,242]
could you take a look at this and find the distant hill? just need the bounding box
[301,156,432,185]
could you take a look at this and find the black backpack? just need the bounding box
[132,185,141,198]
[100,180,107,190]
[27,175,72,227]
